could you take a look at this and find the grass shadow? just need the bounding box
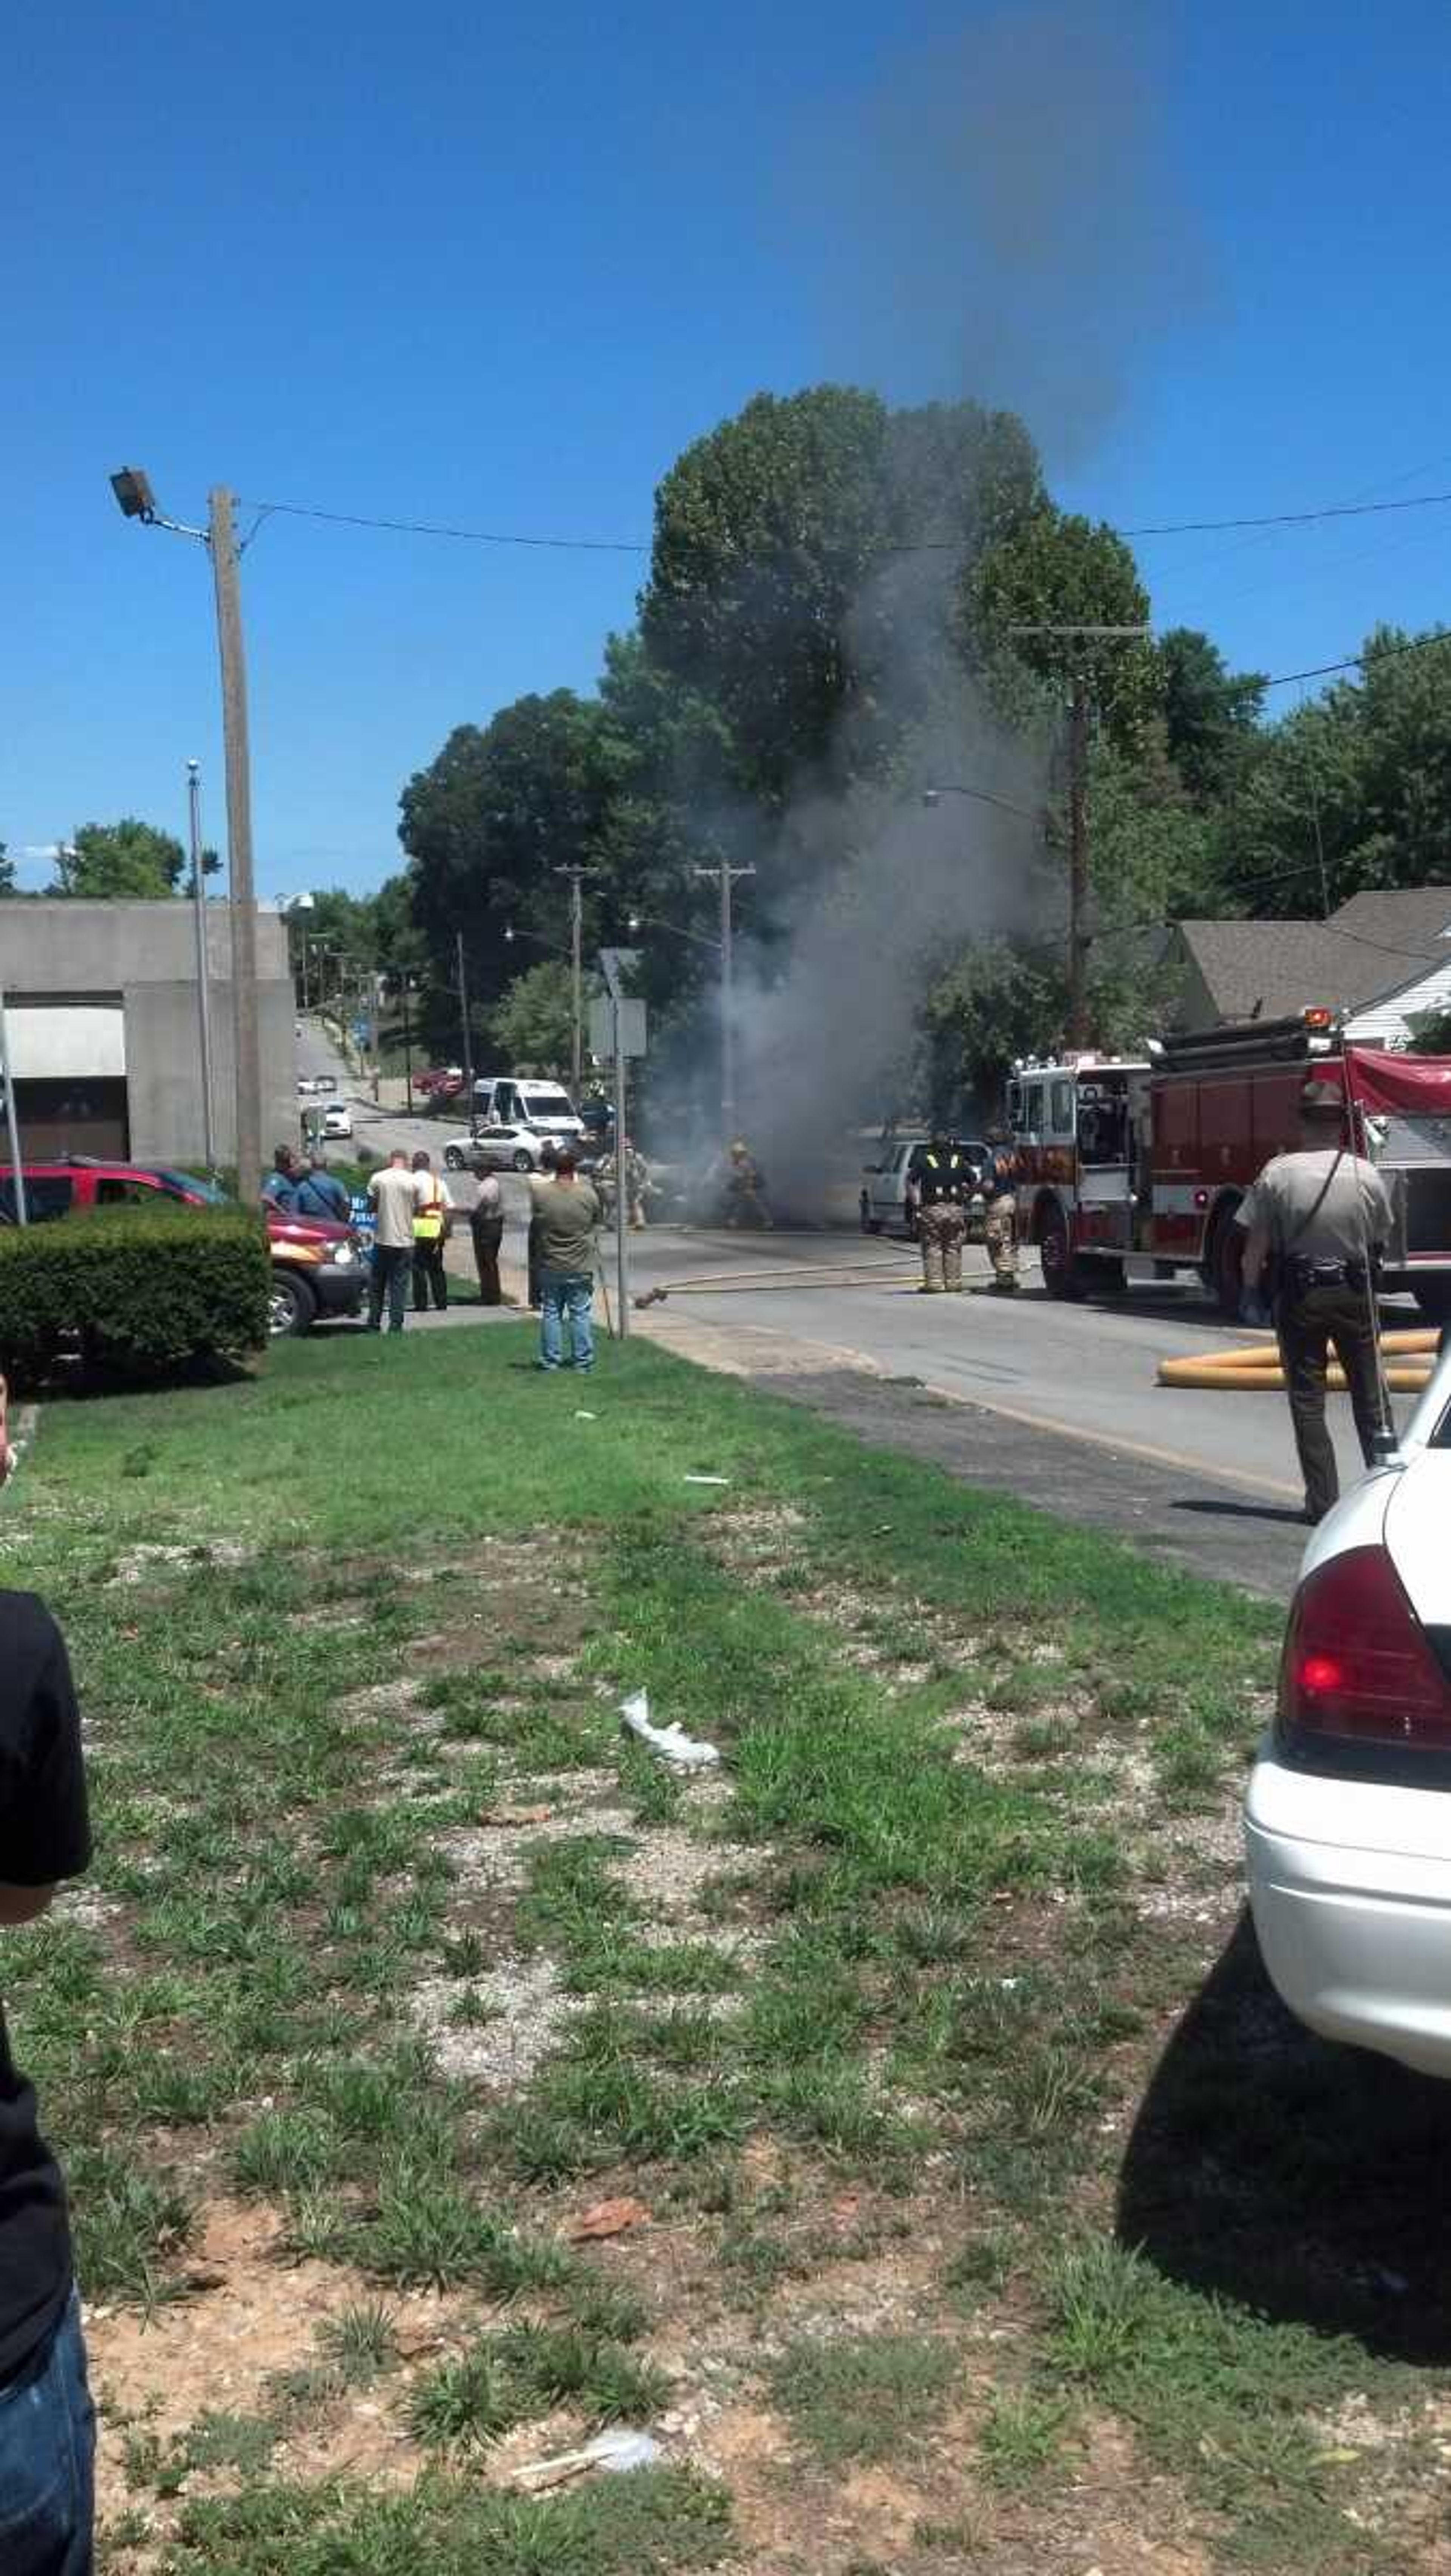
[1117,1911,1451,2362]
[5,1351,255,1407]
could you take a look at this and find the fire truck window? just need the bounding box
[1050,1078,1074,1135]
[1078,1092,1125,1165]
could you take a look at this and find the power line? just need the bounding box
[244,482,1451,562]
[1123,489,1451,538]
[245,498,647,554]
[1262,627,1451,690]
[238,486,1451,701]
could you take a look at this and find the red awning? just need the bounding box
[1346,1047,1451,1116]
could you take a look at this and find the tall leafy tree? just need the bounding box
[1214,628,1451,917]
[399,691,637,1020]
[969,507,1159,756]
[489,961,578,1075]
[55,818,186,899]
[0,842,14,896]
[640,386,1041,804]
[1156,627,1266,806]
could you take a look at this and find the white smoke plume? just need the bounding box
[649,4,1207,1211]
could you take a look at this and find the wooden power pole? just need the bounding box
[208,489,262,1202]
[1006,622,1150,1055]
[455,932,476,1122]
[555,864,588,1095]
[1067,675,1092,1049]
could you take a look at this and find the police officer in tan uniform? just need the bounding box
[1235,1080,1393,1523]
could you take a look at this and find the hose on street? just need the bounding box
[634,1264,920,1307]
[1157,1329,1438,1392]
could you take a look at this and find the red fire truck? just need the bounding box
[1007,1010,1451,1321]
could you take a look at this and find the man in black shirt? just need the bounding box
[0,1581,94,2572]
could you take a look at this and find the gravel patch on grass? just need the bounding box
[409,1954,581,2086]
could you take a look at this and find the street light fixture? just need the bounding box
[920,781,1040,823]
[110,465,263,1197]
[109,467,156,520]
[626,908,722,955]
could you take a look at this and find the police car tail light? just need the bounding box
[1278,1546,1451,1751]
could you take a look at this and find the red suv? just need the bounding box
[0,1160,368,1339]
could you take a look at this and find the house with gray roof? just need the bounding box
[1168,887,1451,1041]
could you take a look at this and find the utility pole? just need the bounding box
[187,761,217,1172]
[109,468,265,1190]
[1067,676,1091,1050]
[691,860,756,1139]
[455,932,476,1126]
[598,948,637,1340]
[208,487,262,1200]
[1005,623,1151,1055]
[555,866,589,1095]
[0,992,28,1226]
[398,976,415,1115]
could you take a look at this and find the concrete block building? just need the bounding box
[0,900,295,1167]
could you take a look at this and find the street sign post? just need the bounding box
[597,952,644,1341]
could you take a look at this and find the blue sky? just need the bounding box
[6,0,1451,896]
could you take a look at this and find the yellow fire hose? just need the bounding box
[1158,1329,1439,1392]
[635,1264,920,1308]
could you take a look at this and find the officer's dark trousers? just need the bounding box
[471,1212,504,1305]
[1276,1283,1388,1522]
[413,1240,449,1312]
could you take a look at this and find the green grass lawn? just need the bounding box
[6,1324,1451,2574]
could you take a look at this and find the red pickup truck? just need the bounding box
[415,1066,466,1107]
[0,1159,368,1338]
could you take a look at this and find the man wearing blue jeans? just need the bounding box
[366,1151,426,1335]
[0,1564,94,2573]
[527,1149,602,1372]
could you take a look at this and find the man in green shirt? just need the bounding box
[526,1148,603,1372]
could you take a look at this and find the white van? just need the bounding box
[472,1077,583,1144]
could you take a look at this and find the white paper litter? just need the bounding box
[513,2428,662,2490]
[574,1409,599,1420]
[620,1688,720,1768]
[683,1473,730,1486]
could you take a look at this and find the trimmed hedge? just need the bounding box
[0,1205,271,1385]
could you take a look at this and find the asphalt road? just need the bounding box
[615,1220,1405,1499]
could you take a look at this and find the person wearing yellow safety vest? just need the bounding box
[906,1130,971,1292]
[410,1149,455,1314]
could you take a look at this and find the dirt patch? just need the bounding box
[91,2199,453,2534]
[614,1807,738,1923]
[106,1540,255,1589]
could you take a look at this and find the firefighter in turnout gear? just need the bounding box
[721,1139,773,1230]
[980,1126,1021,1291]
[596,1138,650,1230]
[907,1131,970,1292]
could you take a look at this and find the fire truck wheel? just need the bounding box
[1039,1200,1087,1300]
